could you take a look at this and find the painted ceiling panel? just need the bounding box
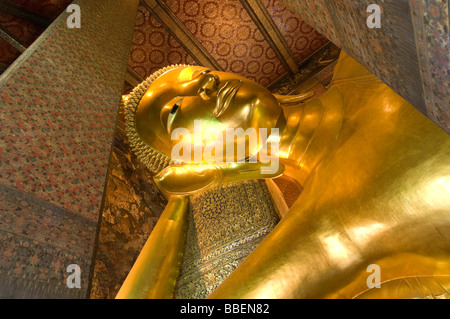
[8,0,72,20]
[128,5,197,80]
[0,0,72,66]
[0,39,20,65]
[162,0,287,87]
[0,12,44,46]
[1,0,336,95]
[262,0,329,64]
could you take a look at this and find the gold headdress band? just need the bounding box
[124,64,189,174]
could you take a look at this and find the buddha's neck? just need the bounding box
[278,91,344,185]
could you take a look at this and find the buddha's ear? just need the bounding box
[274,91,314,106]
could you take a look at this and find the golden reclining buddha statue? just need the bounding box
[116,51,450,299]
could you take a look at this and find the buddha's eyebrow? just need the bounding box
[191,69,211,79]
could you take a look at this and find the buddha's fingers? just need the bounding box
[154,162,285,196]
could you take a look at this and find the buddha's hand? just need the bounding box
[154,162,285,196]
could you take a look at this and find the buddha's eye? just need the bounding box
[170,99,182,114]
[167,99,182,132]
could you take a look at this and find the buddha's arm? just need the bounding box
[116,196,189,299]
[116,162,284,298]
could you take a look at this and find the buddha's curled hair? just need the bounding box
[124,65,189,174]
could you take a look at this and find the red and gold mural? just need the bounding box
[128,5,197,81]
[162,0,287,87]
[262,0,329,63]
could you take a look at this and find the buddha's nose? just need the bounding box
[199,74,220,100]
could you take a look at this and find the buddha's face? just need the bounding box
[135,66,282,162]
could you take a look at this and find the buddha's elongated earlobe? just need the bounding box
[274,91,315,105]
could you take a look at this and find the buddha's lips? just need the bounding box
[214,80,242,117]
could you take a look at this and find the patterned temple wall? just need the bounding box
[89,105,168,299]
[0,0,139,298]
